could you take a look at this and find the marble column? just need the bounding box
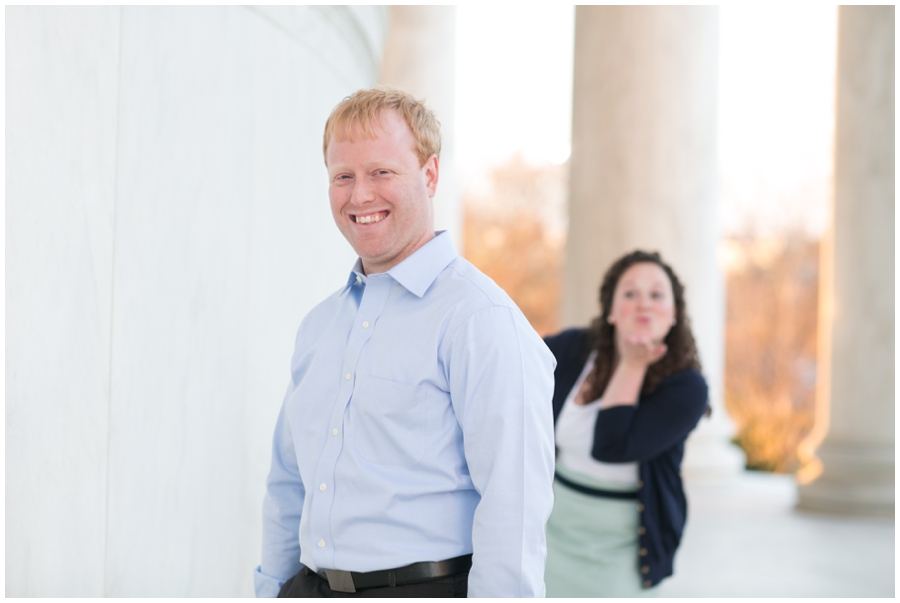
[565,6,744,477]
[797,6,894,517]
[7,5,389,596]
[6,7,120,595]
[380,6,460,249]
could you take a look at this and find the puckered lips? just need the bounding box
[351,210,390,225]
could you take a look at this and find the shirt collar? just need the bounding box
[344,231,458,298]
[346,258,367,290]
[389,231,457,297]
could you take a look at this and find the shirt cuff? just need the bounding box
[253,565,287,598]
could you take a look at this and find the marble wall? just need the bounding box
[6,6,388,596]
[7,7,120,596]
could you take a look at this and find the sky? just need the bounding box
[455,5,575,172]
[717,5,837,238]
[455,6,838,239]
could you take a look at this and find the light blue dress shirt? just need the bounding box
[253,231,556,597]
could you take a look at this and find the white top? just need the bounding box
[555,351,639,484]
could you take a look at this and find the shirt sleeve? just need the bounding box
[255,384,305,597]
[445,305,557,598]
[591,369,708,463]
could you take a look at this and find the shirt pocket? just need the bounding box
[352,375,429,467]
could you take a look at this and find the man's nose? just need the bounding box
[351,177,376,205]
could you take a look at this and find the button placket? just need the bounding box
[307,275,391,569]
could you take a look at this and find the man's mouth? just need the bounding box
[352,211,389,224]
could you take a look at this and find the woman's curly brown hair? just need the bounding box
[584,250,702,402]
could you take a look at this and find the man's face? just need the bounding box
[326,109,438,275]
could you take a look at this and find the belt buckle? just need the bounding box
[324,569,356,593]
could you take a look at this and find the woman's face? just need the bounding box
[608,262,676,344]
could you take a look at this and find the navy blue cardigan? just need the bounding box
[544,328,708,588]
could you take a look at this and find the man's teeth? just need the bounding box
[356,213,385,224]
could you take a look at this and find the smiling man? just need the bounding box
[253,88,557,598]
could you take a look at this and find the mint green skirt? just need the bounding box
[545,463,658,598]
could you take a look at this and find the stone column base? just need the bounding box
[797,440,894,517]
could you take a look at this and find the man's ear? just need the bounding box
[424,154,439,198]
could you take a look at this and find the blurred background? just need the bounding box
[6,6,894,597]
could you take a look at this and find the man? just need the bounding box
[253,87,556,598]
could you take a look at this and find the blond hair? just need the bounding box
[323,86,441,166]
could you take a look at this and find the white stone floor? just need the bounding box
[657,471,895,598]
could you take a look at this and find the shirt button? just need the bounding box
[643,580,652,588]
[319,483,327,491]
[638,526,646,535]
[362,321,369,329]
[637,503,644,512]
[636,480,644,488]
[641,565,650,575]
[639,548,648,556]
[356,276,362,284]
[318,539,326,548]
[345,373,351,381]
[332,428,339,436]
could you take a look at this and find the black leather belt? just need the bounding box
[315,554,472,593]
[554,472,639,500]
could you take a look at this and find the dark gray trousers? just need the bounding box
[277,566,469,598]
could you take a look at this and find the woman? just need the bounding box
[543,250,708,597]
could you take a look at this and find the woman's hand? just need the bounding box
[594,336,666,409]
[619,334,667,370]
[576,334,668,408]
